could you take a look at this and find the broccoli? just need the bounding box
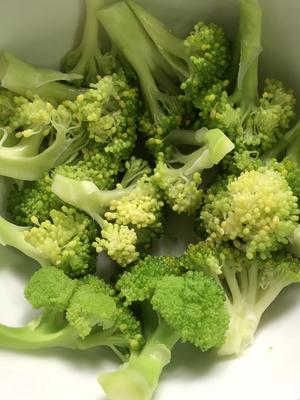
[200,166,299,260]
[51,159,164,267]
[0,105,88,181]
[0,51,83,102]
[196,0,295,158]
[154,127,234,214]
[0,267,143,358]
[0,206,99,277]
[62,0,117,86]
[7,143,122,225]
[63,70,141,159]
[183,242,300,356]
[97,1,230,142]
[99,256,228,400]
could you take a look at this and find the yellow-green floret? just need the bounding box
[201,168,299,259]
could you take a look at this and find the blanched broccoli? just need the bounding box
[100,256,228,400]
[200,167,299,259]
[0,105,88,180]
[52,158,164,267]
[97,1,230,143]
[62,0,117,86]
[0,267,142,358]
[154,127,234,214]
[63,70,141,159]
[0,51,83,102]
[183,242,300,356]
[196,0,295,159]
[0,206,98,277]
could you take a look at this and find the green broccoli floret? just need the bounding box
[0,106,88,180]
[8,143,123,225]
[200,167,299,259]
[183,242,300,356]
[153,127,234,215]
[63,71,141,159]
[62,0,117,86]
[97,1,230,144]
[0,51,83,102]
[196,0,295,158]
[52,161,164,267]
[0,267,142,358]
[100,256,228,400]
[0,206,99,277]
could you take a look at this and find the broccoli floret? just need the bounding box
[196,0,295,159]
[183,242,300,356]
[200,167,299,259]
[0,51,83,102]
[63,71,141,159]
[52,162,164,267]
[0,106,88,181]
[62,0,117,86]
[154,127,234,214]
[98,1,230,145]
[0,267,142,358]
[8,143,123,225]
[0,206,99,277]
[100,256,228,400]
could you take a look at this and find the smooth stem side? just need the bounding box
[0,124,69,180]
[173,129,234,177]
[0,216,47,265]
[126,0,188,80]
[98,2,179,111]
[217,264,261,356]
[0,52,82,102]
[100,322,179,400]
[51,175,134,225]
[232,0,262,110]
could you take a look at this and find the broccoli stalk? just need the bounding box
[198,0,295,155]
[0,206,99,277]
[0,52,83,102]
[0,107,88,181]
[100,322,178,400]
[97,2,181,128]
[52,160,164,267]
[154,127,234,214]
[0,268,143,359]
[184,242,300,356]
[100,256,229,400]
[62,0,116,85]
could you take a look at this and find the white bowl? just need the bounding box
[1,1,300,399]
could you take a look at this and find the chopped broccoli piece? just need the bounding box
[0,268,143,357]
[183,242,300,356]
[154,127,234,214]
[200,167,299,259]
[0,51,83,102]
[0,206,99,277]
[100,256,228,400]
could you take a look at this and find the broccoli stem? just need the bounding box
[0,216,47,265]
[262,119,300,163]
[100,321,179,400]
[0,311,77,350]
[51,175,134,224]
[0,52,83,102]
[168,128,235,176]
[0,122,71,180]
[231,0,262,111]
[125,0,188,80]
[217,263,292,356]
[97,1,180,116]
